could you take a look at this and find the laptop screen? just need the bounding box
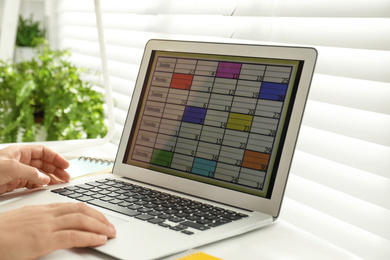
[123,50,304,199]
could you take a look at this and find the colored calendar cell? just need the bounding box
[150,149,173,167]
[226,113,253,132]
[192,158,217,177]
[242,150,270,171]
[182,106,207,124]
[216,62,242,79]
[170,73,194,90]
[259,82,288,101]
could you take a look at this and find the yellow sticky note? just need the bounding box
[177,251,222,260]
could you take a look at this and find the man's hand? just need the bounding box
[0,145,70,194]
[0,202,116,259]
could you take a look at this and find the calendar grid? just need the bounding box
[131,53,293,191]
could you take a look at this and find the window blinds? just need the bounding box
[55,0,390,258]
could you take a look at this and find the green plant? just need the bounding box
[16,15,46,47]
[0,43,107,143]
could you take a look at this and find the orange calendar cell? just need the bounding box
[170,73,194,90]
[242,150,270,171]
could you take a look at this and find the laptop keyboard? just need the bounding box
[51,178,248,235]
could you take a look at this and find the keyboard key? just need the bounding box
[76,196,95,202]
[181,221,210,231]
[88,200,140,217]
[128,205,143,210]
[148,218,165,224]
[75,184,94,190]
[158,223,171,229]
[68,193,83,199]
[59,190,75,196]
[208,219,231,227]
[135,214,155,221]
[118,201,132,207]
[170,225,187,231]
[221,213,244,221]
[64,186,79,191]
[85,181,101,187]
[109,199,124,204]
[98,190,111,195]
[169,217,184,223]
[91,194,105,199]
[138,208,153,213]
[51,188,66,193]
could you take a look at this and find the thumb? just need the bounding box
[13,163,51,185]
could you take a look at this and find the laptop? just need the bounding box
[0,40,317,259]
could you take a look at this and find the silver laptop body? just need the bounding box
[0,40,316,260]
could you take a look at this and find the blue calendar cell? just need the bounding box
[182,106,207,124]
[258,82,288,101]
[192,158,217,177]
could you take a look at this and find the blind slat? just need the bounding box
[282,199,390,260]
[286,175,390,240]
[309,74,390,115]
[291,151,390,210]
[303,100,390,146]
[234,0,390,18]
[297,126,390,179]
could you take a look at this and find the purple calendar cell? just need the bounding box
[182,106,207,124]
[216,62,242,79]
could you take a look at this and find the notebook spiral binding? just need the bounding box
[78,156,113,165]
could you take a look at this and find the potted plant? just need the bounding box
[14,15,46,62]
[0,43,107,143]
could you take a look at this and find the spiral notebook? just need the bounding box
[67,157,114,179]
